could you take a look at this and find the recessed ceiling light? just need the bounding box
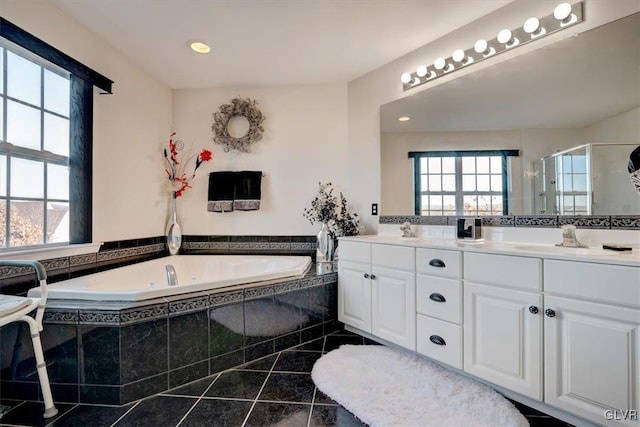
[398,116,411,122]
[189,41,211,54]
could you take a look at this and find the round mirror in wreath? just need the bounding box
[211,97,265,153]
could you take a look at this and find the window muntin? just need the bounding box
[0,43,70,248]
[554,153,589,214]
[412,151,515,216]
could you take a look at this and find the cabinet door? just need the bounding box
[371,266,416,350]
[338,260,371,332]
[544,296,640,427]
[464,281,543,400]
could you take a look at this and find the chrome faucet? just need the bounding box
[165,264,178,287]
[556,225,588,248]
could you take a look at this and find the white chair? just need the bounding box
[0,260,58,418]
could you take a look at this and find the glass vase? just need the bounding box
[316,223,337,263]
[166,191,182,255]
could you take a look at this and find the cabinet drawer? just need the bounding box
[371,244,415,272]
[339,241,370,264]
[416,248,462,278]
[416,314,462,369]
[544,260,640,308]
[416,275,462,324]
[464,252,541,291]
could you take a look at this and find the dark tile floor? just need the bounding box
[0,331,572,427]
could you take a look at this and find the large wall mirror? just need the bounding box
[380,12,640,218]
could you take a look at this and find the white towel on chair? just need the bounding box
[0,295,32,317]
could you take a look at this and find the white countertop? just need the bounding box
[339,235,640,267]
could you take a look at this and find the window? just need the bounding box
[0,17,113,250]
[0,45,71,247]
[554,152,589,214]
[410,150,518,216]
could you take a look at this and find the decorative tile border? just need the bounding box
[515,216,559,228]
[244,285,275,300]
[611,216,640,229]
[210,290,244,307]
[380,215,640,229]
[274,280,301,293]
[43,309,78,324]
[120,303,168,324]
[558,216,610,229]
[40,257,70,270]
[168,295,209,316]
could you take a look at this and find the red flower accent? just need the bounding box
[199,149,213,162]
[163,133,213,197]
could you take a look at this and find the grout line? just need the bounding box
[266,370,312,375]
[253,399,314,405]
[110,399,142,427]
[306,385,318,427]
[197,396,255,402]
[44,403,78,427]
[175,373,221,427]
[240,350,282,427]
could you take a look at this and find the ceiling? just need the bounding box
[49,0,512,89]
[381,12,640,132]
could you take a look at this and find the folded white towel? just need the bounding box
[0,295,32,317]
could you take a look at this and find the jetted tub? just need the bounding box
[28,255,312,302]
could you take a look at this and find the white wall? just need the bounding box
[0,0,173,243]
[171,84,348,235]
[348,0,640,232]
[381,130,523,214]
[583,106,640,143]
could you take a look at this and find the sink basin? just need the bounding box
[512,245,626,256]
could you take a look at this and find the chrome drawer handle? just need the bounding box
[429,293,446,303]
[429,258,446,268]
[429,335,446,346]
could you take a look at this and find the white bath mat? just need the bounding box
[311,345,529,427]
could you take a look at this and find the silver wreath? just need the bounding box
[211,97,265,153]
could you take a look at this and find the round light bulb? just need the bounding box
[523,17,540,34]
[398,116,411,122]
[554,2,572,21]
[189,41,211,54]
[497,29,513,44]
[401,73,412,84]
[416,65,428,77]
[474,39,489,54]
[452,49,466,63]
[434,57,446,70]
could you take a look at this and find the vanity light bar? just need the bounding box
[401,1,583,91]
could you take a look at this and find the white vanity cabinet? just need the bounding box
[338,236,640,426]
[338,240,416,350]
[463,252,543,400]
[415,248,464,369]
[543,260,640,427]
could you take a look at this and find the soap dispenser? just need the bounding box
[457,218,482,240]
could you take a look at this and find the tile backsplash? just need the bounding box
[380,215,640,230]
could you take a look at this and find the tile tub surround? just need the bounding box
[0,265,338,405]
[0,235,317,297]
[0,331,572,427]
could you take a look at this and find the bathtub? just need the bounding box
[28,255,312,302]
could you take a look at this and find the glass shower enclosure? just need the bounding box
[534,143,640,215]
